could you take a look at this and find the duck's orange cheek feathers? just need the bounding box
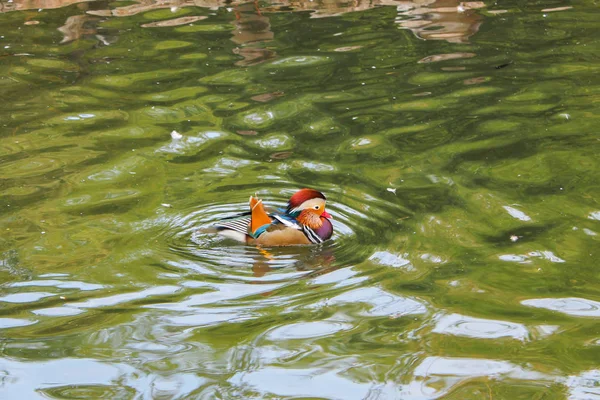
[297,210,321,228]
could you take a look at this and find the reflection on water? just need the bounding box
[395,1,485,43]
[1,0,600,397]
[432,313,529,340]
[231,2,275,66]
[2,0,487,46]
[522,297,600,317]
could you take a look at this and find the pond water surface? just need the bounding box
[1,0,600,398]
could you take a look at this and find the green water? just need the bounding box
[1,0,600,398]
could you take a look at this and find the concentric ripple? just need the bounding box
[152,188,391,280]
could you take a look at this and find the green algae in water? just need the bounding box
[199,69,250,85]
[139,86,208,102]
[91,69,194,87]
[154,40,193,50]
[175,24,234,33]
[25,58,79,71]
[2,2,600,399]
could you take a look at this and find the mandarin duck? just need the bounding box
[214,188,333,246]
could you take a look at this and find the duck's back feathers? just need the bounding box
[214,217,251,242]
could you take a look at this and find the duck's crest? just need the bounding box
[287,188,325,213]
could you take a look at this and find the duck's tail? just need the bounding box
[249,196,272,238]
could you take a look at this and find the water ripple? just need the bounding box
[522,297,600,317]
[229,367,369,400]
[0,318,37,329]
[266,321,353,340]
[309,287,427,318]
[153,188,384,281]
[432,313,529,340]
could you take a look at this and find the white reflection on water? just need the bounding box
[266,320,353,340]
[503,205,532,221]
[522,297,600,317]
[0,318,37,329]
[432,313,529,340]
[308,266,361,286]
[308,287,427,317]
[532,324,560,339]
[567,369,600,400]
[229,367,370,400]
[369,251,414,270]
[228,356,557,399]
[0,358,137,399]
[9,279,103,291]
[0,292,54,303]
[588,211,600,220]
[527,251,565,263]
[406,356,551,399]
[499,254,530,263]
[204,157,254,176]
[156,130,227,155]
[145,282,287,327]
[150,374,208,400]
[500,250,565,263]
[163,307,251,327]
[0,357,207,399]
[415,356,527,377]
[32,306,84,317]
[69,285,180,308]
[147,282,285,310]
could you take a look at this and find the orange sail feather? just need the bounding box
[249,197,272,235]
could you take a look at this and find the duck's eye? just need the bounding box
[314,205,320,210]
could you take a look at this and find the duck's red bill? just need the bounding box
[322,210,332,219]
